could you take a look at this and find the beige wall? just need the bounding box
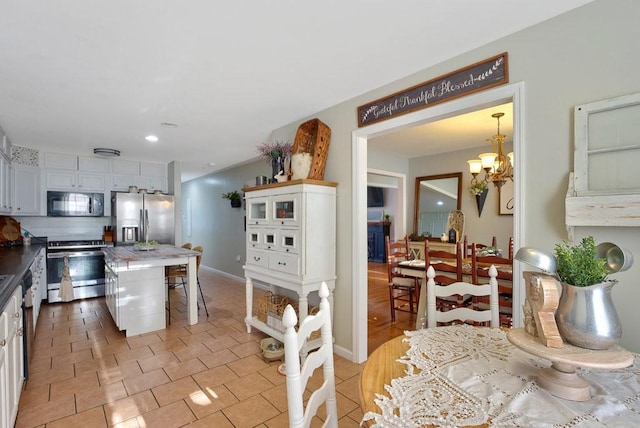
[269,0,640,355]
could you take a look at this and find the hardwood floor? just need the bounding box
[367,262,416,355]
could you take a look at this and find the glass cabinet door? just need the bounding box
[246,197,269,225]
[271,194,299,226]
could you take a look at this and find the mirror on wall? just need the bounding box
[413,172,462,237]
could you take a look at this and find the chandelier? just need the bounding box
[467,112,513,188]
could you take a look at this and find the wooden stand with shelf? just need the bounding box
[244,180,337,356]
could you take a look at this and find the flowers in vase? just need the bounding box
[256,140,292,163]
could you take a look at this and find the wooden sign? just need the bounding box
[357,52,508,127]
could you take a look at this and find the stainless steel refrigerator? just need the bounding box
[111,192,175,245]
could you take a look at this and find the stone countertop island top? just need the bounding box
[103,244,199,264]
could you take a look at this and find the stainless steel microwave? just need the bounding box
[47,191,104,217]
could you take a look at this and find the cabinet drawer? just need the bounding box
[268,252,299,276]
[278,228,299,254]
[246,249,269,268]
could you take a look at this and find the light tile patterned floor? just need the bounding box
[16,269,365,427]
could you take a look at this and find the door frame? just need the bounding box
[351,82,526,363]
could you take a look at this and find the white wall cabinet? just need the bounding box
[44,152,77,170]
[244,180,337,354]
[0,154,12,214]
[45,170,105,191]
[12,164,41,215]
[0,286,24,428]
[111,160,167,192]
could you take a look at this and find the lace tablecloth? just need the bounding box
[362,325,640,427]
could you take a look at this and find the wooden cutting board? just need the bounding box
[0,216,23,245]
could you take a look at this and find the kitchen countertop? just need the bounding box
[103,244,199,264]
[0,243,47,310]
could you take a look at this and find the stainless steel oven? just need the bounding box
[46,240,108,302]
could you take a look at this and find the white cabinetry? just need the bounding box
[0,286,24,428]
[44,152,77,170]
[104,258,165,336]
[0,154,12,214]
[244,180,336,353]
[45,152,106,191]
[0,133,12,213]
[111,159,167,192]
[12,164,41,215]
[45,170,105,191]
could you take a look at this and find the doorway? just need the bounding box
[352,82,526,363]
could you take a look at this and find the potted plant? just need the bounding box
[222,190,242,208]
[554,236,621,349]
[469,181,489,216]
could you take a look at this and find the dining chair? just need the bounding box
[424,240,468,310]
[471,243,513,327]
[385,235,419,322]
[190,245,209,318]
[165,243,192,324]
[283,282,338,428]
[426,265,499,328]
[463,235,497,258]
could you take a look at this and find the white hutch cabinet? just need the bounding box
[244,180,336,351]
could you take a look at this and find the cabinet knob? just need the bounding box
[0,339,5,347]
[14,311,20,318]
[278,261,287,266]
[253,256,261,261]
[17,327,24,336]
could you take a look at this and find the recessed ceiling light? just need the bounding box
[160,122,178,128]
[93,148,120,157]
[209,162,216,166]
[145,135,159,142]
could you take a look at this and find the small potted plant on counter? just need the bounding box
[222,190,242,208]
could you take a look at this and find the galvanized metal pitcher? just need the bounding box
[556,281,621,350]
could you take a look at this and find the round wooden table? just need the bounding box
[359,332,491,428]
[359,335,408,426]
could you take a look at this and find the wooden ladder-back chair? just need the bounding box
[283,282,338,428]
[424,240,468,311]
[385,235,419,322]
[463,235,497,258]
[426,265,499,328]
[191,246,209,318]
[165,243,192,324]
[471,243,513,327]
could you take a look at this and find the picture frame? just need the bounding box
[500,180,514,215]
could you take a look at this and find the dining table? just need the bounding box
[359,324,640,427]
[398,259,512,329]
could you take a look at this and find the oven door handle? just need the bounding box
[47,251,105,259]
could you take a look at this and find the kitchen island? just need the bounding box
[103,245,200,336]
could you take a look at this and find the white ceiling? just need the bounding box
[0,1,593,181]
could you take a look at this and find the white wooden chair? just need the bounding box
[283,282,338,428]
[426,265,499,328]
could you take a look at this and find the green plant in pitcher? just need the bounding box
[554,236,608,287]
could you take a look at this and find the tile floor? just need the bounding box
[16,269,366,427]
